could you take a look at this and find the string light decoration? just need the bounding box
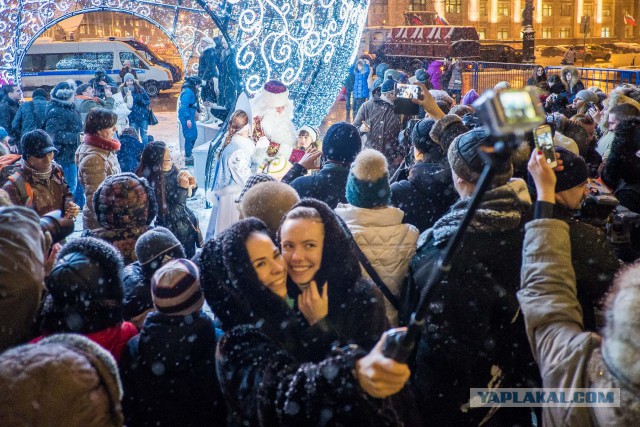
[0,0,368,128]
[1,0,369,194]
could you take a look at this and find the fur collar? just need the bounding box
[589,347,640,424]
[418,178,531,247]
[49,97,75,108]
[83,133,121,152]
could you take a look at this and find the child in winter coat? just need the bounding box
[119,259,226,426]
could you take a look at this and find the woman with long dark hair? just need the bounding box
[527,65,547,86]
[136,141,201,257]
[199,218,410,426]
[121,74,150,144]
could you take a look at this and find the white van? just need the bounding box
[20,40,173,96]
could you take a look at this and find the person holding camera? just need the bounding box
[403,127,538,426]
[88,68,116,100]
[520,149,640,425]
[528,147,619,330]
[353,77,405,175]
[2,130,79,219]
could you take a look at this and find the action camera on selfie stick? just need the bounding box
[382,88,546,363]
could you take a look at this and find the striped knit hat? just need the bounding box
[151,259,204,316]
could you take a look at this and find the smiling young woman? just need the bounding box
[278,199,389,351]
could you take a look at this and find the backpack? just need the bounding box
[0,154,33,207]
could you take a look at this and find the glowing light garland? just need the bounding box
[0,0,369,195]
[0,0,369,129]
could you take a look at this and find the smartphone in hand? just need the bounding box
[534,125,558,168]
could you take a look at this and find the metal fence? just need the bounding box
[459,62,640,94]
[544,67,640,93]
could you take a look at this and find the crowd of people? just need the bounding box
[1,55,640,427]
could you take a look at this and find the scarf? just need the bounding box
[22,159,53,185]
[83,133,121,152]
[418,178,532,248]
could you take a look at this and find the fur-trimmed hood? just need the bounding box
[560,66,581,91]
[601,88,640,131]
[429,114,469,152]
[47,97,76,110]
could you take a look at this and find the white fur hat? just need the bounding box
[298,125,318,142]
[261,80,290,108]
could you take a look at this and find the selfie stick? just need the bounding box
[382,140,515,363]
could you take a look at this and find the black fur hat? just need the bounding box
[41,237,125,333]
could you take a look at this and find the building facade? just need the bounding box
[369,0,639,43]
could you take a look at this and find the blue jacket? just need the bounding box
[353,63,370,99]
[128,88,150,124]
[116,133,143,173]
[178,87,198,140]
[12,96,48,137]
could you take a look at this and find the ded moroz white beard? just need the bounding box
[259,107,297,148]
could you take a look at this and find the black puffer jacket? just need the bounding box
[390,160,457,233]
[44,98,82,165]
[120,311,226,426]
[155,166,201,258]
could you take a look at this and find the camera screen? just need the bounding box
[395,83,420,99]
[534,125,557,165]
[498,91,540,125]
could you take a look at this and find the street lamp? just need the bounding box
[522,0,535,63]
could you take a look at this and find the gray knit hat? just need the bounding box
[448,127,513,186]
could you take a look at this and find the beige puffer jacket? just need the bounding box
[335,204,418,326]
[0,333,124,426]
[0,206,46,352]
[518,219,640,426]
[76,143,121,230]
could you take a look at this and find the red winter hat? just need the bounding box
[261,80,290,108]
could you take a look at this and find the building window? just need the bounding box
[561,4,572,16]
[478,28,487,39]
[601,27,610,37]
[409,0,428,11]
[479,1,488,16]
[602,4,612,17]
[559,27,571,37]
[498,2,510,16]
[583,4,593,18]
[446,0,462,14]
[542,3,553,16]
[542,28,553,38]
[497,28,509,39]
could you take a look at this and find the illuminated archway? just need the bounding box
[1,0,370,127]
